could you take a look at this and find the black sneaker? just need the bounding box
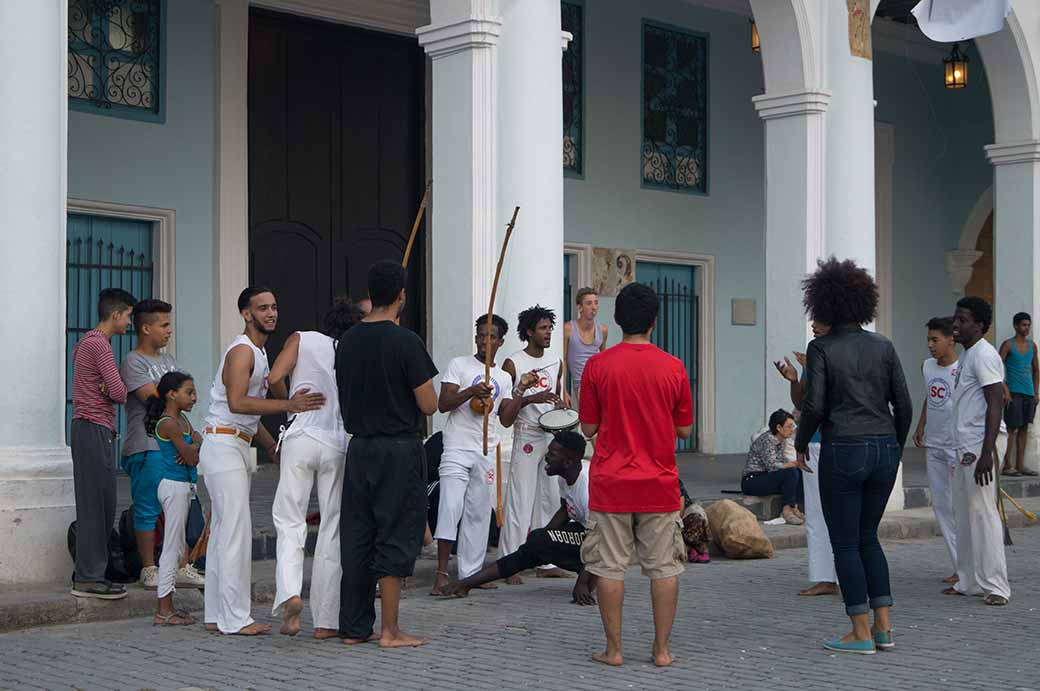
[71,580,128,600]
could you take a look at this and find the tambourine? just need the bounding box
[538,407,580,433]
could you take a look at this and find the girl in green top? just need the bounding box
[144,371,202,625]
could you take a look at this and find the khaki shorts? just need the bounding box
[580,510,686,581]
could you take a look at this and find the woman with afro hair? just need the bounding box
[793,257,913,655]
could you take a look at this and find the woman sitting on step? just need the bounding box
[742,409,805,526]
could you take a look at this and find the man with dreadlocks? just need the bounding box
[498,305,567,582]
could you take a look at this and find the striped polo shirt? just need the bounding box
[72,329,128,431]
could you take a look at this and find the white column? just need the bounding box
[986,140,1040,473]
[822,2,876,271]
[753,91,829,416]
[0,0,76,584]
[417,1,500,375]
[495,0,566,359]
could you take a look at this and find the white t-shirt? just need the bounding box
[507,348,562,426]
[922,358,958,449]
[953,339,1006,449]
[441,355,513,451]
[558,464,590,526]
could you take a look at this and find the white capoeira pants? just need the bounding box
[156,479,191,599]
[498,424,561,559]
[925,447,958,571]
[954,435,1011,600]
[201,437,254,633]
[272,434,345,630]
[435,448,494,579]
[805,443,836,584]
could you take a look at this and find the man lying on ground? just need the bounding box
[444,431,598,605]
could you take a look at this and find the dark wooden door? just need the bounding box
[248,8,426,353]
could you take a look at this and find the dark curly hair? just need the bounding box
[323,297,365,340]
[476,313,508,339]
[144,371,193,437]
[956,296,993,335]
[801,257,878,327]
[517,305,556,342]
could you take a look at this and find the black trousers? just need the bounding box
[497,522,586,578]
[338,435,427,639]
[742,467,804,508]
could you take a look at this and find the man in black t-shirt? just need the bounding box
[335,260,438,648]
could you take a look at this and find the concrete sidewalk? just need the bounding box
[4,495,1038,634]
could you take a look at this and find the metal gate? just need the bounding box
[638,261,699,452]
[66,214,154,449]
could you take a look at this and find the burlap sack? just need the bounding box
[705,499,774,559]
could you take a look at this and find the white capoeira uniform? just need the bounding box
[200,335,269,633]
[775,425,834,584]
[435,356,513,579]
[922,357,960,571]
[951,339,1011,601]
[498,349,562,560]
[271,331,347,631]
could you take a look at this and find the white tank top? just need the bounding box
[206,334,270,436]
[508,348,561,426]
[281,331,347,453]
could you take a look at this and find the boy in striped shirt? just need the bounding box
[70,288,136,600]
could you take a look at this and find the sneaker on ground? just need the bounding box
[782,507,805,526]
[139,565,159,589]
[71,580,128,600]
[176,563,205,588]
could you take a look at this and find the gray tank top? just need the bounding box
[568,320,603,390]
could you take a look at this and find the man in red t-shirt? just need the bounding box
[578,282,694,668]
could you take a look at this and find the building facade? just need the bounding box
[3,0,1040,584]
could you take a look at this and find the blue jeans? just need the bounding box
[819,436,901,617]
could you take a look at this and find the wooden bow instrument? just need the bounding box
[402,179,433,268]
[483,205,520,456]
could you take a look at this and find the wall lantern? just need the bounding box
[750,20,760,54]
[944,43,968,89]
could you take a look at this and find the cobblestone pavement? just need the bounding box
[2,529,1038,691]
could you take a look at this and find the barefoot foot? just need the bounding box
[799,582,839,596]
[379,630,427,648]
[475,582,498,590]
[942,574,959,584]
[430,571,450,596]
[592,651,624,667]
[505,574,524,585]
[230,622,272,636]
[314,628,339,640]
[652,644,675,667]
[205,623,219,632]
[342,632,380,645]
[280,596,303,636]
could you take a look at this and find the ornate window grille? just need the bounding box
[68,0,165,122]
[641,21,708,194]
[561,1,584,176]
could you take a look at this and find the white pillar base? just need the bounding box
[0,448,75,585]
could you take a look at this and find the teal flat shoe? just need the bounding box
[873,630,894,651]
[823,638,877,655]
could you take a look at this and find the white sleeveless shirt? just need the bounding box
[508,348,561,426]
[281,331,347,453]
[206,334,270,436]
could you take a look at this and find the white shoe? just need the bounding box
[176,563,205,589]
[139,565,159,589]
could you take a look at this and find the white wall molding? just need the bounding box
[416,16,502,59]
[985,139,1040,166]
[634,250,718,454]
[958,185,994,250]
[253,0,430,36]
[67,199,178,355]
[564,242,593,290]
[216,0,250,350]
[945,250,984,296]
[751,89,831,120]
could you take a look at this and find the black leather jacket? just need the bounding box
[794,324,913,452]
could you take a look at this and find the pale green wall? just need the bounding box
[565,0,766,453]
[68,0,218,406]
[874,43,994,423]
